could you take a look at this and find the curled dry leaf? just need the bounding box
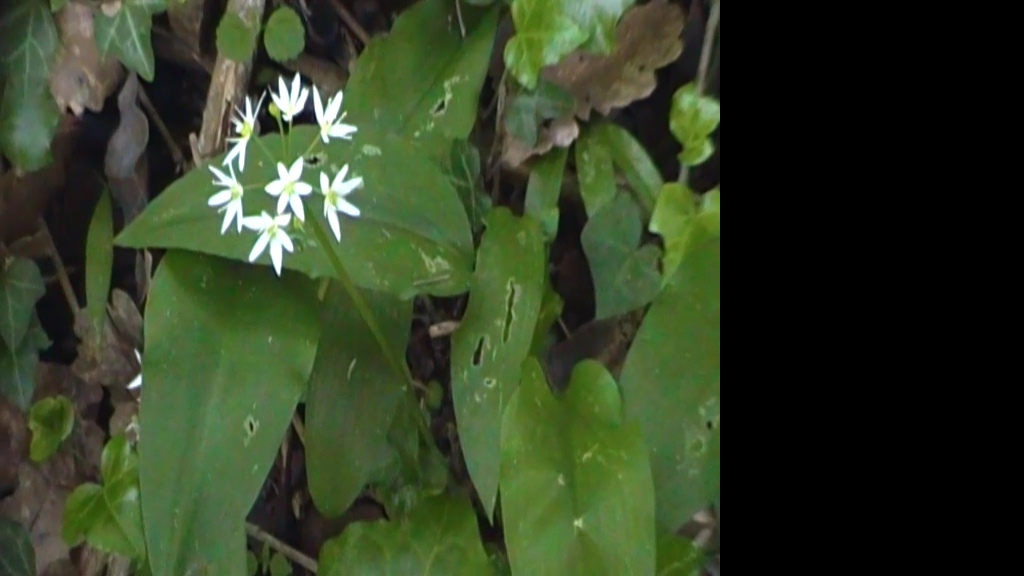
[540,0,686,120]
[105,73,150,225]
[71,289,143,393]
[501,116,579,169]
[50,2,125,117]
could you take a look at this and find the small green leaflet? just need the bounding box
[28,394,75,462]
[0,315,50,410]
[670,83,721,167]
[0,258,46,350]
[216,12,258,63]
[0,517,35,576]
[263,6,304,63]
[94,0,167,81]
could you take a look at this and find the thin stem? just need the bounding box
[245,522,318,573]
[40,220,80,317]
[679,0,721,185]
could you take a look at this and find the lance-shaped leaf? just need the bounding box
[450,208,545,518]
[500,358,656,574]
[94,0,167,82]
[0,517,35,576]
[0,258,45,350]
[139,251,320,576]
[574,125,616,216]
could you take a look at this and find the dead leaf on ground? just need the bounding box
[72,289,143,394]
[0,457,79,574]
[501,116,579,169]
[0,397,28,495]
[540,0,686,120]
[50,2,125,117]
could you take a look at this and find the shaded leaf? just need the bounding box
[591,121,662,213]
[306,284,412,517]
[115,127,475,298]
[139,251,319,576]
[94,0,167,81]
[620,233,720,531]
[574,125,616,216]
[0,517,34,576]
[216,12,257,63]
[446,139,490,233]
[263,6,303,63]
[319,493,490,576]
[500,358,655,574]
[50,2,125,117]
[505,80,574,147]
[656,533,704,576]
[529,275,564,357]
[450,208,545,518]
[670,83,721,167]
[28,394,74,462]
[85,189,114,333]
[345,0,499,156]
[523,146,568,241]
[0,258,45,350]
[0,314,50,410]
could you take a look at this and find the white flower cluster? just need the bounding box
[207,73,363,276]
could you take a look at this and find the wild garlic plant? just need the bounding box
[207,73,363,276]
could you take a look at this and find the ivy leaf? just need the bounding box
[574,124,616,216]
[28,394,75,462]
[62,435,146,560]
[500,359,656,574]
[0,0,60,171]
[306,284,411,517]
[450,208,545,518]
[345,0,499,156]
[0,314,50,410]
[649,184,720,283]
[620,232,720,531]
[0,258,46,350]
[94,0,167,82]
[262,6,304,63]
[581,194,662,320]
[0,517,35,576]
[505,80,574,147]
[216,12,258,63]
[670,83,721,167]
[319,493,490,575]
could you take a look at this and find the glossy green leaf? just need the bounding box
[94,0,166,81]
[86,189,115,333]
[621,233,720,531]
[62,435,146,560]
[115,127,475,298]
[0,258,45,350]
[592,122,662,214]
[344,0,499,156]
[574,125,616,216]
[670,83,721,167]
[446,139,490,233]
[263,6,304,63]
[0,0,60,171]
[505,80,574,147]
[581,194,662,319]
[216,12,258,63]
[139,251,320,576]
[306,284,412,517]
[0,314,49,410]
[524,147,568,241]
[450,208,545,518]
[319,493,490,576]
[28,394,74,461]
[656,533,704,576]
[500,358,656,574]
[0,517,34,576]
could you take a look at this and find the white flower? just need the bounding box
[270,73,309,122]
[243,211,294,276]
[224,91,264,172]
[313,87,358,143]
[319,165,362,241]
[265,158,312,221]
[127,349,143,390]
[207,163,245,234]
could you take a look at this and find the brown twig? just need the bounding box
[245,522,318,573]
[328,0,371,46]
[137,86,187,169]
[39,220,81,317]
[291,413,306,446]
[678,0,721,185]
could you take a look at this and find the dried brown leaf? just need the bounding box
[540,0,686,120]
[106,73,150,225]
[71,291,142,392]
[501,116,579,169]
[50,2,125,117]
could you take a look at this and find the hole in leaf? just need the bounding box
[472,337,486,367]
[431,97,447,117]
[502,281,518,343]
[304,152,326,167]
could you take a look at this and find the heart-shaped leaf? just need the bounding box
[0,517,34,576]
[0,313,50,410]
[28,394,74,462]
[0,258,45,350]
[670,83,721,167]
[94,0,167,81]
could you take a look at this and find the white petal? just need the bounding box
[209,165,233,185]
[127,373,142,390]
[230,202,244,233]
[335,176,363,197]
[278,231,294,253]
[293,181,312,196]
[277,161,291,182]
[288,158,304,181]
[275,213,292,227]
[220,209,232,235]
[242,215,264,231]
[208,189,234,207]
[326,91,343,120]
[335,198,361,218]
[328,123,358,140]
[320,171,330,194]
[249,232,270,263]
[270,237,284,275]
[327,209,341,241]
[277,193,290,215]
[289,194,305,221]
[294,87,309,115]
[314,87,325,122]
[265,180,285,196]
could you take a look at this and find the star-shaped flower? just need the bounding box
[270,73,309,122]
[224,91,264,172]
[208,163,245,234]
[319,165,362,241]
[243,211,294,276]
[313,87,358,143]
[265,158,312,221]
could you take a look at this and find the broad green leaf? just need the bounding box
[319,493,490,576]
[500,358,655,574]
[139,251,320,576]
[115,127,475,298]
[216,12,258,63]
[581,194,662,319]
[621,233,720,531]
[446,139,490,233]
[94,0,166,81]
[529,275,563,357]
[574,125,616,216]
[670,83,721,167]
[0,258,45,350]
[28,394,74,461]
[86,190,115,332]
[345,0,499,156]
[450,208,545,518]
[62,435,146,560]
[0,517,34,576]
[505,80,574,147]
[0,0,60,171]
[524,147,568,241]
[649,184,720,285]
[592,122,662,214]
[262,6,304,63]
[656,533,704,576]
[0,314,50,410]
[306,284,412,517]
